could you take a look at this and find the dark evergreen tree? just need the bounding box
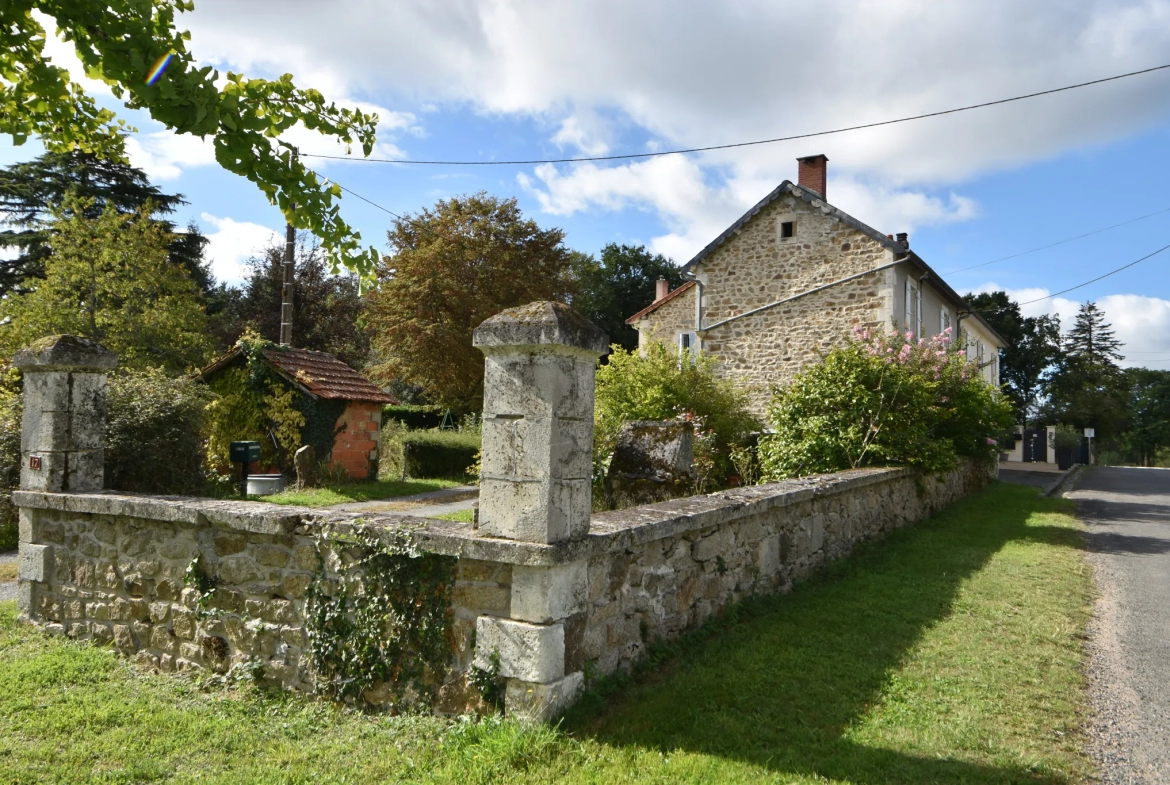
[0,150,211,295]
[209,234,370,369]
[571,243,686,352]
[1041,301,1127,440]
[963,290,1062,425]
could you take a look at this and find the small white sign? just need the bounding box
[1084,428,1095,438]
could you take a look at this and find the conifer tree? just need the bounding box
[0,150,210,295]
[0,195,213,372]
[1041,301,1127,439]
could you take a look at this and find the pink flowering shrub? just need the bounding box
[758,326,1014,479]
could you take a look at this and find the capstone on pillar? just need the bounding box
[472,301,606,722]
[473,301,608,544]
[13,335,117,492]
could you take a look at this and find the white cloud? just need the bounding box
[125,132,217,181]
[200,213,280,285]
[178,0,1170,187]
[164,0,1170,261]
[967,283,1170,368]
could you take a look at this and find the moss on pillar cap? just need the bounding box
[13,335,118,372]
[473,301,608,354]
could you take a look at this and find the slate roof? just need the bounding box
[668,180,1006,346]
[197,346,396,403]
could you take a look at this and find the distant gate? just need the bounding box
[1024,428,1047,463]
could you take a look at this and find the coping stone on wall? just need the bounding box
[12,466,916,567]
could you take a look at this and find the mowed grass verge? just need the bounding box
[0,481,1093,783]
[259,478,464,507]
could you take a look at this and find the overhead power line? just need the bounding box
[1015,241,1170,306]
[965,240,1170,322]
[303,62,1170,167]
[942,206,1170,276]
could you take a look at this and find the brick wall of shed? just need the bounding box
[330,402,382,480]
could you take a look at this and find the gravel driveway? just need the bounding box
[0,551,15,603]
[1072,467,1170,783]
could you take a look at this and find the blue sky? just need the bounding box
[7,0,1170,366]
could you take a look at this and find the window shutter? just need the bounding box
[904,279,911,330]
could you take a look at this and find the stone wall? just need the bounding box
[15,459,992,717]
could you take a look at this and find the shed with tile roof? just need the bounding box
[197,345,395,480]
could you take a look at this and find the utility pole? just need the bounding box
[278,148,297,347]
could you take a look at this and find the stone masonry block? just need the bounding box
[758,534,780,579]
[505,672,584,723]
[67,449,105,492]
[474,616,564,684]
[510,561,587,624]
[18,543,50,582]
[18,507,35,544]
[69,373,108,450]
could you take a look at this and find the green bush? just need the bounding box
[0,384,19,551]
[106,370,215,495]
[382,404,445,430]
[759,326,1013,480]
[379,422,480,480]
[1054,426,1082,452]
[594,343,760,489]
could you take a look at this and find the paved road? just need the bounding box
[1072,467,1170,783]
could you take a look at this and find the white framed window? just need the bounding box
[904,279,919,334]
[678,331,698,360]
[940,308,951,338]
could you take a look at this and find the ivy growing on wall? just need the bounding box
[305,525,457,708]
[205,332,319,471]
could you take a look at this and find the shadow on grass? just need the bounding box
[561,482,1082,784]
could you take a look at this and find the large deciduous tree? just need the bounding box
[963,290,1062,425]
[1116,368,1170,466]
[208,235,370,368]
[571,244,685,352]
[0,195,213,372]
[0,150,211,295]
[1,1,380,274]
[366,193,575,413]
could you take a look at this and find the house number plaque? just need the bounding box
[28,456,42,470]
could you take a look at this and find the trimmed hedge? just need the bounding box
[403,430,480,479]
[383,404,445,431]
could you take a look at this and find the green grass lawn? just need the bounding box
[432,508,475,523]
[259,478,465,507]
[0,482,1094,783]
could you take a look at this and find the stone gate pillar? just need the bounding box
[471,301,607,721]
[14,335,117,492]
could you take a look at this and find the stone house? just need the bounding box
[626,155,1005,416]
[197,346,394,479]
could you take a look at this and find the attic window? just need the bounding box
[780,221,795,239]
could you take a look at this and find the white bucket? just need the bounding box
[246,474,287,496]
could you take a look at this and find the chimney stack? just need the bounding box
[796,154,829,200]
[655,277,670,301]
[896,232,909,247]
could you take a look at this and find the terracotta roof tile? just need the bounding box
[261,348,396,402]
[196,346,395,403]
[624,280,697,324]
